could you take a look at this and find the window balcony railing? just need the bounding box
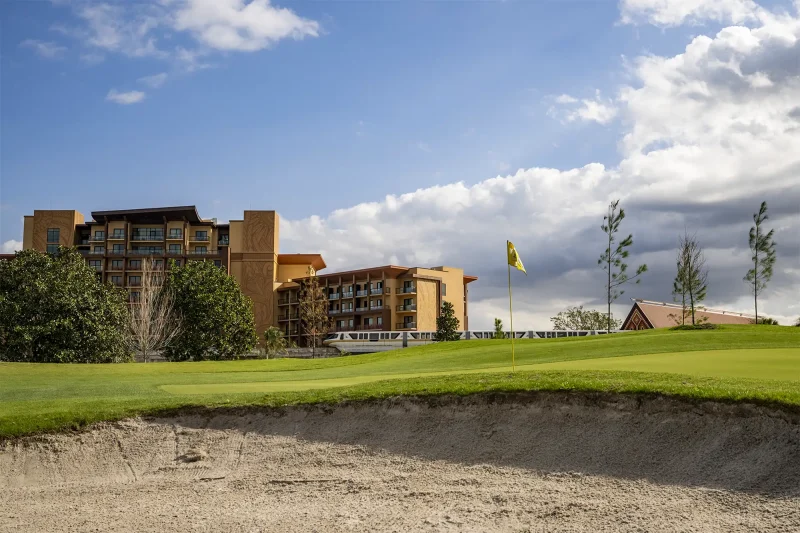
[370,305,383,311]
[107,234,125,240]
[187,250,219,256]
[356,290,369,297]
[127,249,164,256]
[167,233,184,240]
[341,291,354,299]
[107,249,126,256]
[384,288,391,294]
[355,306,369,312]
[107,265,124,271]
[340,308,354,314]
[278,298,298,306]
[89,250,105,255]
[329,309,340,315]
[90,236,105,242]
[361,323,383,330]
[328,293,340,300]
[166,250,183,256]
[189,235,209,242]
[218,238,229,246]
[128,280,142,287]
[396,322,417,330]
[397,286,416,294]
[78,239,90,245]
[130,235,164,241]
[334,326,355,332]
[90,265,103,272]
[397,304,417,312]
[109,280,123,287]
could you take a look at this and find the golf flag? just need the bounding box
[507,241,526,275]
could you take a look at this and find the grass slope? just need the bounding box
[1,325,798,437]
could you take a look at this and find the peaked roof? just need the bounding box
[623,299,755,329]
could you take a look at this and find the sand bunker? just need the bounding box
[2,392,799,532]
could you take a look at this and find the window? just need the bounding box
[348,319,354,327]
[47,228,59,243]
[364,318,372,326]
[111,229,124,238]
[46,244,59,255]
[131,229,164,241]
[153,259,164,269]
[172,259,181,267]
[89,260,101,271]
[169,244,182,254]
[377,317,383,325]
[442,283,447,296]
[110,275,122,286]
[93,246,104,253]
[404,315,413,325]
[130,291,140,303]
[112,244,124,253]
[94,230,105,240]
[194,246,207,254]
[111,259,123,269]
[404,298,413,306]
[129,276,141,286]
[213,260,221,267]
[194,230,208,240]
[218,235,229,245]
[129,259,142,269]
[168,228,182,238]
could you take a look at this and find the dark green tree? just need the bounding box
[493,318,505,339]
[164,259,258,361]
[744,201,776,323]
[0,248,130,363]
[434,301,460,342]
[550,305,619,330]
[794,317,800,327]
[598,200,647,332]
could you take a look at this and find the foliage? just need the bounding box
[263,326,289,359]
[0,248,130,363]
[671,231,709,326]
[598,200,647,332]
[670,323,719,331]
[551,305,620,330]
[744,201,777,323]
[127,258,181,362]
[434,301,460,341]
[493,318,505,339]
[795,317,800,327]
[757,317,780,325]
[164,259,258,361]
[2,324,799,437]
[298,273,330,356]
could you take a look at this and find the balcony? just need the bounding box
[187,249,219,256]
[166,249,183,256]
[329,309,340,315]
[355,306,369,312]
[370,305,384,311]
[328,293,340,300]
[127,249,164,256]
[78,239,90,246]
[397,304,417,312]
[90,265,103,272]
[107,234,125,240]
[107,249,126,256]
[130,235,164,242]
[89,236,105,242]
[218,237,229,246]
[107,264,124,272]
[166,233,184,240]
[356,290,369,297]
[278,313,299,322]
[127,264,143,271]
[341,291,354,299]
[128,280,142,287]
[340,308,354,314]
[361,323,384,330]
[278,298,298,306]
[109,279,123,287]
[88,250,105,255]
[189,235,209,242]
[397,286,416,294]
[396,322,417,330]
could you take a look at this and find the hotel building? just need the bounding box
[21,207,476,341]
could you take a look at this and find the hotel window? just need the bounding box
[152,259,164,270]
[172,259,181,267]
[214,260,221,268]
[441,283,447,296]
[194,230,208,240]
[377,317,383,325]
[94,230,105,240]
[111,259,123,269]
[348,319,354,327]
[194,246,207,254]
[89,260,101,271]
[47,228,59,243]
[168,228,183,239]
[46,244,59,255]
[112,244,124,253]
[130,291,140,303]
[110,275,122,286]
[93,246,104,253]
[169,244,181,254]
[129,276,141,286]
[364,318,372,326]
[111,229,124,238]
[129,259,142,269]
[403,316,413,325]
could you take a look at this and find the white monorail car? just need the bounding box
[323,329,620,354]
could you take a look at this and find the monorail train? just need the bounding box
[323,329,621,354]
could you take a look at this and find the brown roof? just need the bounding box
[626,299,755,328]
[277,253,326,271]
[91,206,212,225]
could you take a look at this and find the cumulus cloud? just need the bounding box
[19,39,66,59]
[619,0,764,26]
[105,89,146,105]
[280,3,800,328]
[138,72,168,88]
[550,91,619,125]
[1,240,22,254]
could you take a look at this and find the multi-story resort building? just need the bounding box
[21,207,476,342]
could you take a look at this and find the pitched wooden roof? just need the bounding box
[622,299,755,329]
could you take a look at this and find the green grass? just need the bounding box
[1,325,799,438]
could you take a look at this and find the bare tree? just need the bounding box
[298,271,330,358]
[127,258,181,362]
[672,231,709,326]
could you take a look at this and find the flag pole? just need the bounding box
[507,243,515,372]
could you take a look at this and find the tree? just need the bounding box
[550,305,620,330]
[744,201,776,323]
[434,301,460,341]
[127,258,181,362]
[493,318,505,339]
[263,326,289,359]
[598,200,648,332]
[672,231,708,326]
[0,248,130,363]
[298,273,330,357]
[164,259,258,361]
[757,317,779,325]
[794,317,800,327]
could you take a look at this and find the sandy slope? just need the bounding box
[2,393,799,532]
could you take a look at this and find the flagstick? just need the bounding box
[507,259,515,372]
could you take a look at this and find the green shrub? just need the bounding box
[670,323,719,331]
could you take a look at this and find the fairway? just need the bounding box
[2,325,800,437]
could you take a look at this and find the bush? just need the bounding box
[670,323,719,331]
[163,259,258,361]
[0,248,130,363]
[757,317,780,325]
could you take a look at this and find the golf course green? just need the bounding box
[1,325,799,437]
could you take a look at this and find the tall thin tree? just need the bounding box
[744,201,776,323]
[598,199,648,332]
[298,270,330,357]
[128,257,181,362]
[673,231,708,325]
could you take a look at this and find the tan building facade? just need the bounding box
[276,265,477,344]
[21,206,476,341]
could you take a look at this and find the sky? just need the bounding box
[1,0,799,328]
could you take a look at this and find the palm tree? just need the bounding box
[263,327,288,359]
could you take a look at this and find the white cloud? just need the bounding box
[80,52,105,65]
[138,72,168,88]
[105,89,146,105]
[1,240,22,254]
[19,39,66,59]
[416,142,432,153]
[551,91,619,125]
[619,0,764,26]
[280,4,800,329]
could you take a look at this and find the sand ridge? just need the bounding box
[1,392,799,532]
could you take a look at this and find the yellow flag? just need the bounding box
[507,241,526,275]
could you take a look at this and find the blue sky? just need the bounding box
[3,0,696,234]
[2,0,799,327]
